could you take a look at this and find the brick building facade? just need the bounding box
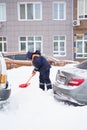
[0,0,73,60]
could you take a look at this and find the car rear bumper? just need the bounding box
[53,82,86,106]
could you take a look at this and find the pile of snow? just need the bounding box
[0,66,87,130]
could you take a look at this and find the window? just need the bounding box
[53,2,66,20]
[78,0,87,19]
[18,2,42,20]
[53,35,66,56]
[0,37,7,52]
[0,3,6,21]
[76,34,87,57]
[19,36,42,52]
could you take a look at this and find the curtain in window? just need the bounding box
[59,3,64,19]
[35,4,41,19]
[20,4,25,19]
[0,4,6,21]
[27,4,33,19]
[78,0,84,16]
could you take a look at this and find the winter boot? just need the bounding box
[39,83,45,91]
[46,83,52,90]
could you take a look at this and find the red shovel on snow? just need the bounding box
[19,73,34,88]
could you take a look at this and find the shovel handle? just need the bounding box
[26,73,34,84]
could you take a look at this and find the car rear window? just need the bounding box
[76,60,87,69]
[5,54,27,60]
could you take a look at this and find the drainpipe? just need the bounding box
[72,0,75,60]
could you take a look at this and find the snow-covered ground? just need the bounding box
[0,66,87,130]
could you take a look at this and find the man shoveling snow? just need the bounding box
[26,50,52,91]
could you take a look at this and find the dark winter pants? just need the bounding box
[39,69,52,90]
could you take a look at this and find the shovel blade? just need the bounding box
[19,83,30,88]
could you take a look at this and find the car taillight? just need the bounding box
[1,74,6,83]
[68,78,84,86]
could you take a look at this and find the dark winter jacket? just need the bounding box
[32,56,51,73]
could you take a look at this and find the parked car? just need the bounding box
[0,53,11,101]
[5,53,27,60]
[53,60,87,106]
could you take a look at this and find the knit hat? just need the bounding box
[34,50,41,55]
[26,51,33,59]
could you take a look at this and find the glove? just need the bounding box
[32,70,36,76]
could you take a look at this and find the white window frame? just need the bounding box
[53,35,66,57]
[53,2,66,20]
[18,2,42,21]
[0,3,6,21]
[78,0,87,19]
[76,34,87,58]
[0,36,7,52]
[19,36,43,52]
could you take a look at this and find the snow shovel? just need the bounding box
[19,73,34,88]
